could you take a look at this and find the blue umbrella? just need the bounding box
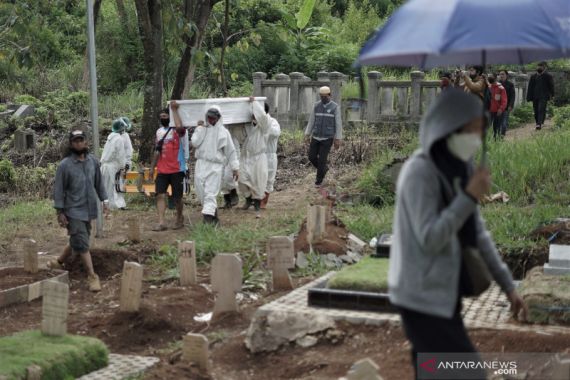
[357,0,570,68]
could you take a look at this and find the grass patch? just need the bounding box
[327,257,389,292]
[0,330,108,380]
[337,204,394,242]
[0,200,53,243]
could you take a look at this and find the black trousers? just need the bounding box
[308,137,333,185]
[533,98,548,125]
[491,112,505,140]
[398,304,485,380]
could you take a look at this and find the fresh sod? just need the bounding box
[327,257,389,293]
[0,330,108,380]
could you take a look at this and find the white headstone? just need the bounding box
[267,236,295,290]
[41,281,69,336]
[211,254,242,316]
[182,333,210,372]
[120,261,143,312]
[179,241,197,286]
[307,205,327,244]
[23,238,38,274]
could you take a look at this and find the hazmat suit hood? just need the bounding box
[419,89,484,154]
[205,105,224,127]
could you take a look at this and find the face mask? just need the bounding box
[320,96,330,104]
[537,68,544,74]
[488,78,496,84]
[469,74,477,80]
[447,133,482,162]
[160,118,170,127]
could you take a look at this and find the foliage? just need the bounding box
[12,164,57,198]
[0,159,16,192]
[338,204,394,241]
[327,257,389,292]
[552,105,570,129]
[0,200,54,245]
[509,103,534,128]
[0,330,108,380]
[293,249,329,278]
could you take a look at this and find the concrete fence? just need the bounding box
[252,71,530,130]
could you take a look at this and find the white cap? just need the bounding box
[319,86,331,95]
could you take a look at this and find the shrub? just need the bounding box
[509,103,533,128]
[14,94,41,106]
[552,105,570,128]
[0,159,16,192]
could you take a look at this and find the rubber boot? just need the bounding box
[213,208,220,225]
[260,192,269,209]
[203,214,216,224]
[88,274,101,292]
[222,193,232,209]
[230,189,239,207]
[253,199,261,219]
[242,196,253,210]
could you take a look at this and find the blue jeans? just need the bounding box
[500,110,510,136]
[492,112,506,140]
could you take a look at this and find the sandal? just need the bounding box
[151,224,167,231]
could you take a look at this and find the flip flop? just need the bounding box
[151,224,167,231]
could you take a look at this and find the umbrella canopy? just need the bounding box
[357,0,570,68]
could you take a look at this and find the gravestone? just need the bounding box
[127,219,141,243]
[544,245,570,276]
[120,262,143,312]
[347,234,366,254]
[211,254,242,316]
[267,236,295,290]
[182,333,210,372]
[41,281,69,336]
[178,241,197,286]
[26,365,42,380]
[344,358,383,380]
[14,129,35,152]
[307,205,327,244]
[23,238,38,274]
[13,104,35,118]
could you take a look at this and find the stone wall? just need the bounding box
[253,71,530,130]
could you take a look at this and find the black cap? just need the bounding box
[69,130,86,141]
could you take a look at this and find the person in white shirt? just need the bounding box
[100,119,128,210]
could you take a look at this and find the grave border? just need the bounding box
[0,268,68,308]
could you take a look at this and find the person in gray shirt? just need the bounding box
[304,86,343,187]
[48,130,109,292]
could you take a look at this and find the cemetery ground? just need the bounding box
[1,123,570,379]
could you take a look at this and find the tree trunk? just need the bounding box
[171,0,219,100]
[219,0,230,96]
[81,0,104,90]
[134,0,163,164]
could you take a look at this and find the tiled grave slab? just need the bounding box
[78,354,159,380]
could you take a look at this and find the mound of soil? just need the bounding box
[0,268,60,291]
[501,248,548,280]
[73,286,215,353]
[530,222,570,245]
[294,217,348,256]
[63,248,139,280]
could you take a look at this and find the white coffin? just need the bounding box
[168,97,267,127]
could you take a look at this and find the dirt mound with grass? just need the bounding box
[63,248,139,279]
[294,217,348,256]
[0,268,61,291]
[530,221,570,245]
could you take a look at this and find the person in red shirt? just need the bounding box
[487,73,508,140]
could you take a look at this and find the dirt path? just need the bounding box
[505,119,553,142]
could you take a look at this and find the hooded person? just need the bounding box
[116,116,133,210]
[389,89,527,377]
[191,105,239,224]
[260,102,281,209]
[238,97,270,217]
[100,119,128,210]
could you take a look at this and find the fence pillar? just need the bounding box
[367,71,382,123]
[253,72,267,97]
[515,73,529,108]
[410,71,425,118]
[329,72,345,108]
[317,71,330,82]
[289,72,304,116]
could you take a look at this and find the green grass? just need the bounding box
[338,204,394,242]
[0,330,108,380]
[0,200,53,243]
[485,127,570,203]
[327,257,389,292]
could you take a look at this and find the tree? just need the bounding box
[170,0,221,100]
[134,0,163,163]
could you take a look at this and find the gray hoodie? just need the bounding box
[388,89,515,319]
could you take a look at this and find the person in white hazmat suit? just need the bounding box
[100,119,128,210]
[115,117,133,210]
[239,97,270,217]
[260,103,281,209]
[191,105,239,225]
[220,130,241,209]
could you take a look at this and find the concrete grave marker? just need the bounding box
[23,238,38,274]
[267,236,295,290]
[182,333,210,372]
[211,254,242,316]
[120,262,143,312]
[307,205,327,244]
[178,241,197,286]
[544,244,570,276]
[347,234,366,254]
[127,219,141,243]
[41,281,69,336]
[344,358,383,380]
